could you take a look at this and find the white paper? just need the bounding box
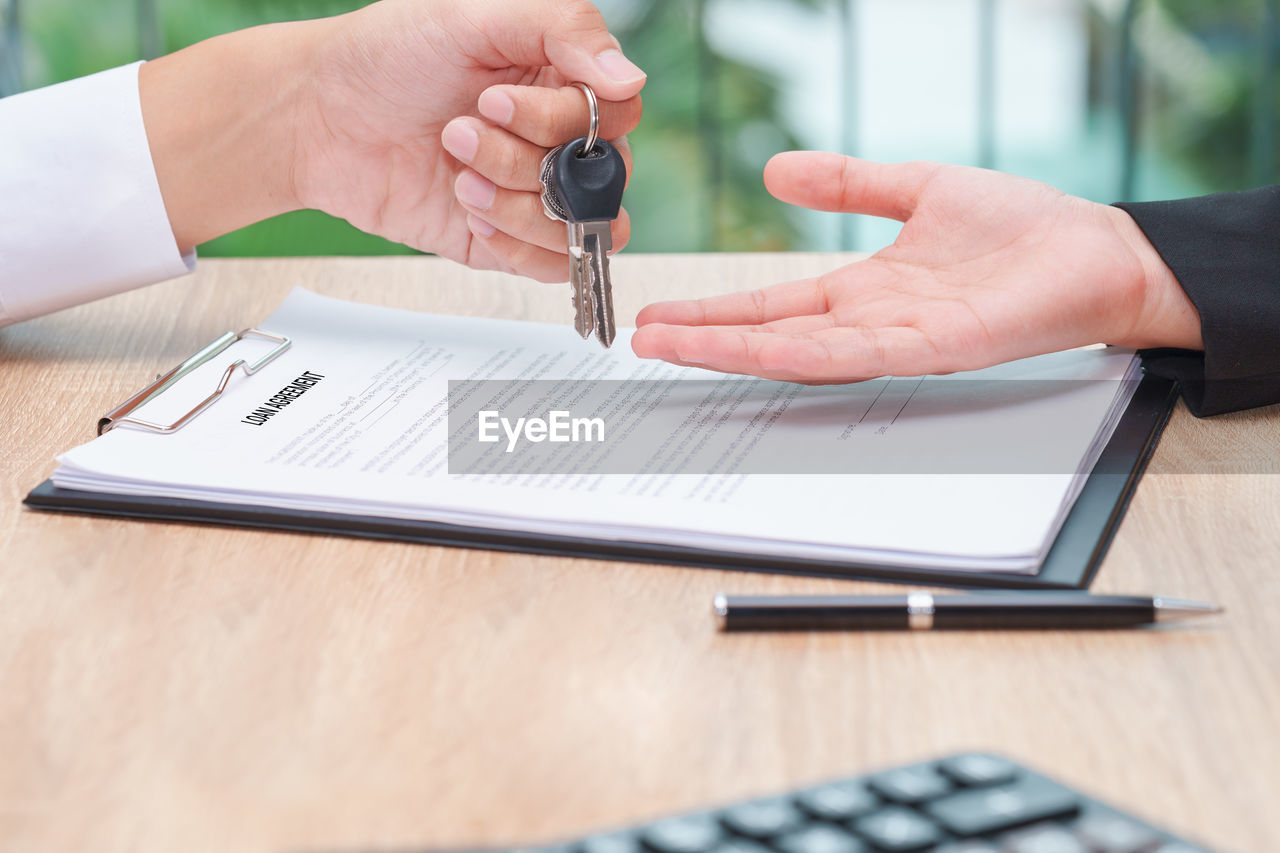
[53,288,1142,574]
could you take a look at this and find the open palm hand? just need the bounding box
[632,152,1201,381]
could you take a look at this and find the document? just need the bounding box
[49,288,1142,574]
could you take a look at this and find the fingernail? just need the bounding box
[441,121,479,163]
[595,49,645,84]
[478,88,516,125]
[468,215,496,238]
[456,172,496,211]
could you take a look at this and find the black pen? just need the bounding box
[712,591,1223,632]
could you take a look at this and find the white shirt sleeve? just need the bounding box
[0,61,195,328]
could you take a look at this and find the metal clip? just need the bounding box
[97,328,291,435]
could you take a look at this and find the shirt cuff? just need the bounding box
[0,61,195,327]
[1116,188,1280,416]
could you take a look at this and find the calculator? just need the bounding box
[497,753,1210,853]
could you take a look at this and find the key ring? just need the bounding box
[572,82,599,157]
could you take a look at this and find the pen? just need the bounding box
[711,591,1223,632]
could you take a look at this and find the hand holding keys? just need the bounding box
[539,83,626,348]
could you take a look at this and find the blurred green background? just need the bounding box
[2,0,1276,256]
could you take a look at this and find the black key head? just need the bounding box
[553,137,626,223]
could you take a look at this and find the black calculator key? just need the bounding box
[641,815,724,853]
[936,754,1020,788]
[924,776,1080,836]
[850,807,942,851]
[773,823,868,853]
[866,766,952,804]
[580,832,644,853]
[1003,823,1090,853]
[1073,812,1162,852]
[793,782,879,821]
[708,839,775,853]
[718,797,806,838]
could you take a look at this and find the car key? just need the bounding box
[539,84,626,348]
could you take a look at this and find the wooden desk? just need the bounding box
[1,255,1276,852]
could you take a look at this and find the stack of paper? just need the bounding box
[49,288,1141,575]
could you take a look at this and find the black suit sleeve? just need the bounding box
[1114,186,1280,416]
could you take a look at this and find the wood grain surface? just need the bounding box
[0,255,1276,852]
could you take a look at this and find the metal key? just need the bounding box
[539,84,626,348]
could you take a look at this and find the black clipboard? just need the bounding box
[22,324,1179,589]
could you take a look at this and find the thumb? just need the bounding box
[764,151,938,222]
[487,0,646,102]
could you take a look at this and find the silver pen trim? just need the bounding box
[907,592,935,630]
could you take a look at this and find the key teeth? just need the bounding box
[570,294,590,339]
[593,289,615,349]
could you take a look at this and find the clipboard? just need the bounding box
[24,328,1180,590]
